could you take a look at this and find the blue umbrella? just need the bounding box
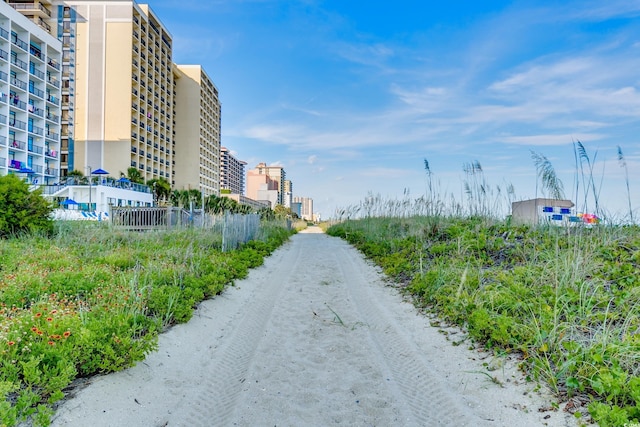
[118,177,130,183]
[92,168,109,175]
[61,198,78,206]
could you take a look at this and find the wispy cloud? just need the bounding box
[498,133,606,147]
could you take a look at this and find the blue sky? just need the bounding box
[149,0,640,220]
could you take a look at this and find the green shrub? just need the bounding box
[0,174,53,238]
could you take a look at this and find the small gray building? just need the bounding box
[512,198,575,225]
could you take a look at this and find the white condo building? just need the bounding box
[0,1,62,184]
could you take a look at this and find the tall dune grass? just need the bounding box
[328,149,639,426]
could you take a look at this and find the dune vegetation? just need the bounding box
[0,221,293,426]
[327,145,639,426]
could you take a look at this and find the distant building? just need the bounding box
[290,201,302,218]
[293,196,313,221]
[220,146,246,195]
[512,198,575,225]
[246,162,286,206]
[283,179,292,208]
[174,64,221,196]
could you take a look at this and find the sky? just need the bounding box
[148,0,640,220]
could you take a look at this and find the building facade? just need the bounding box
[220,145,245,195]
[246,162,286,205]
[0,1,62,184]
[282,179,292,208]
[60,0,174,184]
[5,0,79,179]
[293,196,313,221]
[173,64,220,196]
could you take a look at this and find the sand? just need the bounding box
[49,227,580,427]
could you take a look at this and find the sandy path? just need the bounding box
[50,227,578,427]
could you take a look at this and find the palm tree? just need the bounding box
[126,167,144,184]
[147,177,171,204]
[67,169,86,184]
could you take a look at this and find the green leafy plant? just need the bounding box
[0,219,293,426]
[0,174,54,238]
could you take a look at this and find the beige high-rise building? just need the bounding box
[62,0,174,183]
[173,64,220,196]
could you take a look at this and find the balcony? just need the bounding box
[8,2,52,18]
[11,56,28,71]
[11,76,27,91]
[46,112,59,123]
[29,86,45,99]
[0,28,7,40]
[10,97,26,112]
[35,17,51,32]
[45,149,58,158]
[45,131,59,140]
[9,138,26,150]
[30,65,45,80]
[31,125,44,136]
[11,34,29,52]
[47,58,60,70]
[29,45,44,61]
[28,143,43,154]
[47,77,60,88]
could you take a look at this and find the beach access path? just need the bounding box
[50,227,579,427]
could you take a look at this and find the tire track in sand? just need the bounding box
[334,241,480,426]
[180,244,303,426]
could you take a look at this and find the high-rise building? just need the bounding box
[293,196,313,221]
[220,146,246,195]
[61,0,174,183]
[5,0,79,178]
[173,64,220,196]
[246,162,286,205]
[0,1,62,184]
[283,179,292,208]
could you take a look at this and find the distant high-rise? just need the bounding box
[283,179,292,208]
[293,196,313,221]
[174,64,221,196]
[246,162,286,205]
[220,146,245,195]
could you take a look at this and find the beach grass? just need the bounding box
[0,220,292,426]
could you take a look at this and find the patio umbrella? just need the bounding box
[60,198,78,206]
[117,177,130,183]
[92,168,109,176]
